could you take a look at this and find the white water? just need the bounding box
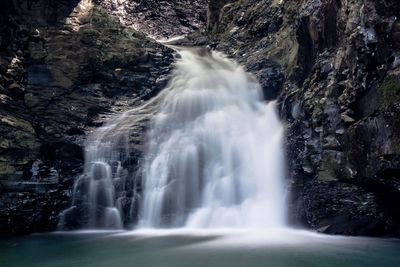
[62,141,125,229]
[59,80,164,230]
[59,48,286,230]
[140,49,286,229]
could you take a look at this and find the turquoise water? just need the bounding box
[1,229,400,267]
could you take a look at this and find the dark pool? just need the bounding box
[1,229,399,267]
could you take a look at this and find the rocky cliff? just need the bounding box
[0,0,173,234]
[204,0,400,236]
[1,0,399,237]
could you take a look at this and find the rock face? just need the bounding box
[94,0,208,40]
[207,0,400,236]
[0,0,173,234]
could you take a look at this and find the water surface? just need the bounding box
[2,229,399,267]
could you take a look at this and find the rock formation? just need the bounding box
[0,0,172,234]
[205,0,400,236]
[94,0,208,40]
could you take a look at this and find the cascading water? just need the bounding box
[58,130,127,229]
[139,49,286,229]
[59,90,163,230]
[59,48,286,230]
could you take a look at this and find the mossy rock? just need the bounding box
[318,150,341,181]
[91,6,121,29]
[379,75,400,108]
[0,162,18,181]
[0,115,41,180]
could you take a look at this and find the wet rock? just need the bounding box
[255,64,284,100]
[0,84,5,94]
[7,83,25,96]
[317,150,343,182]
[24,93,40,108]
[27,65,52,86]
[207,0,234,32]
[322,136,340,150]
[341,113,356,123]
[28,41,47,63]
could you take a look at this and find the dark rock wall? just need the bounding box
[207,0,400,236]
[0,0,173,235]
[207,0,233,32]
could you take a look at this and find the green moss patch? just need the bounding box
[379,75,400,108]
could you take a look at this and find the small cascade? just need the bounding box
[59,141,125,229]
[139,49,286,229]
[59,90,163,230]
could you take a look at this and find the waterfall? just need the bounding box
[139,49,286,229]
[59,48,286,230]
[59,84,163,230]
[58,132,127,229]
